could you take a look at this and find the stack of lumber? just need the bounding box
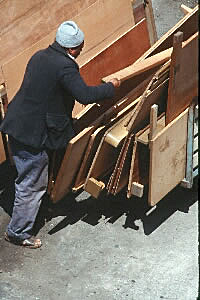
[0,1,198,206]
[50,5,198,205]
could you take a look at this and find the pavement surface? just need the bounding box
[0,1,199,300]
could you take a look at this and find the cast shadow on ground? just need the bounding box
[0,161,198,236]
[45,181,197,236]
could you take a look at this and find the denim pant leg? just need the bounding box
[7,137,49,241]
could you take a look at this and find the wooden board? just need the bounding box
[148,108,189,206]
[107,77,169,195]
[104,6,198,88]
[80,19,150,85]
[51,75,153,202]
[103,47,172,83]
[137,5,198,60]
[84,101,142,190]
[166,32,198,124]
[0,134,6,163]
[0,0,96,73]
[73,80,151,191]
[50,125,96,202]
[1,0,135,102]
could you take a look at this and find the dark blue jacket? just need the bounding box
[0,42,115,149]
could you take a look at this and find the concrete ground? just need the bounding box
[0,1,199,299]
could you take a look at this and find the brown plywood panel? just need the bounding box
[76,0,135,66]
[73,126,106,191]
[166,32,198,124]
[148,108,188,206]
[0,0,96,68]
[1,0,134,104]
[51,125,96,203]
[80,19,150,85]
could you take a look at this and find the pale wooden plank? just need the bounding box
[144,0,157,45]
[102,47,172,83]
[148,108,189,206]
[149,104,158,140]
[181,4,193,15]
[131,182,144,198]
[84,177,105,199]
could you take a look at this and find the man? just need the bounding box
[0,21,121,248]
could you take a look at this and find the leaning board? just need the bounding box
[1,0,135,103]
[148,108,189,206]
[166,32,198,124]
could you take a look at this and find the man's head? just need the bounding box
[56,21,84,58]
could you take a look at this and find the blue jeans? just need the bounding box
[7,136,49,241]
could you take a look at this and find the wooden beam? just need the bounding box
[80,19,150,85]
[181,4,193,15]
[84,177,105,199]
[149,104,158,140]
[102,47,172,83]
[144,0,158,45]
[131,182,144,198]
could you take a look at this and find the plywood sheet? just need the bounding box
[148,108,189,206]
[51,125,96,202]
[0,0,97,70]
[1,0,135,103]
[80,19,150,85]
[166,32,198,124]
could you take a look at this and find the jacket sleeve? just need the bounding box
[59,64,115,105]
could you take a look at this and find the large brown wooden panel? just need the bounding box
[166,32,198,124]
[0,0,96,72]
[1,0,135,102]
[80,19,150,85]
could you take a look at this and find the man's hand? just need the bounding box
[109,78,121,88]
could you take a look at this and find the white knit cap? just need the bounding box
[56,21,84,48]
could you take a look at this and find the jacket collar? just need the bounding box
[49,41,79,67]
